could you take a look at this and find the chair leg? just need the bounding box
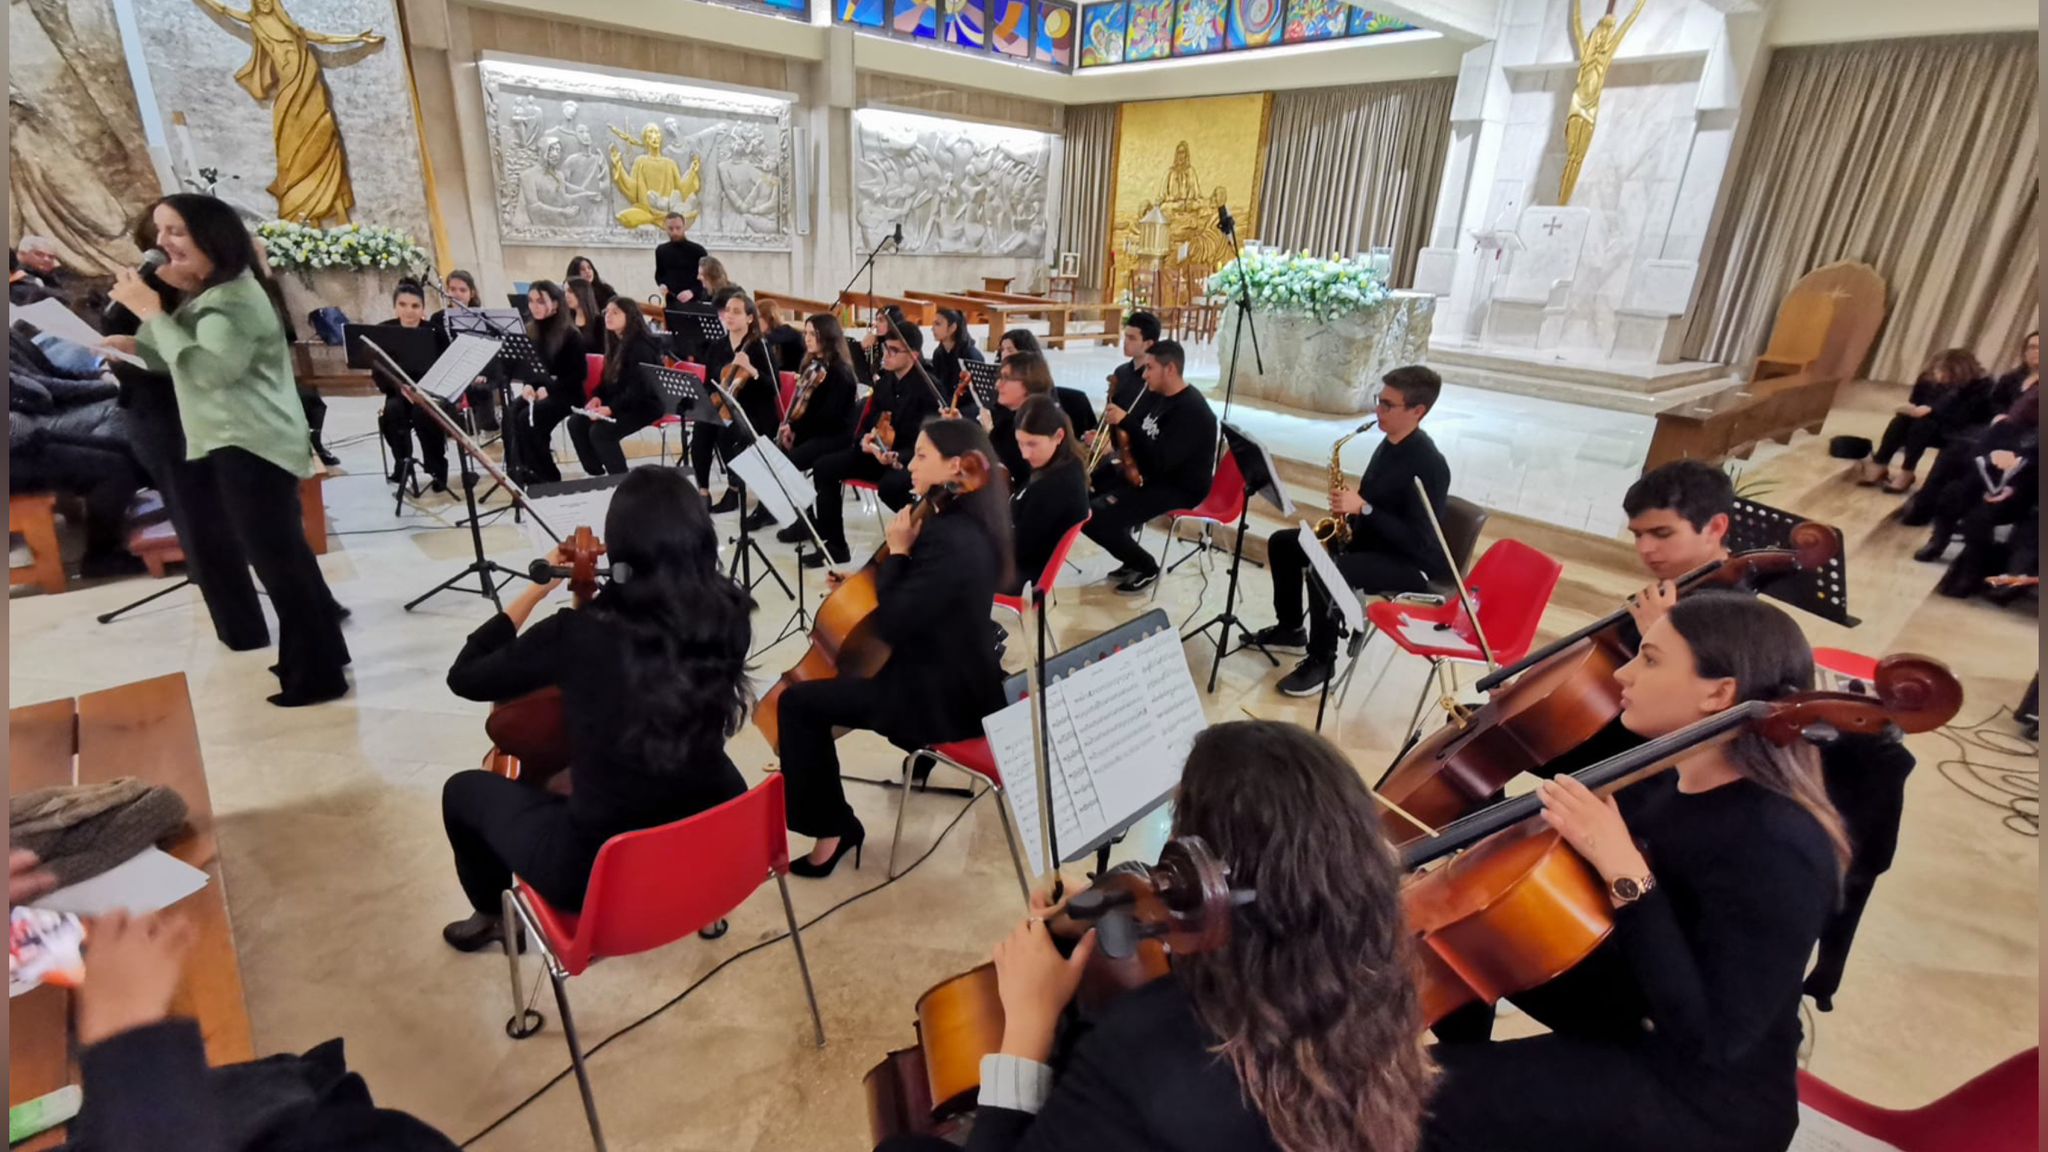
[989,785,1033,904]
[548,970,608,1152]
[1148,517,1177,603]
[1334,626,1378,714]
[886,754,915,879]
[1404,659,1443,745]
[499,889,529,1031]
[775,871,828,1048]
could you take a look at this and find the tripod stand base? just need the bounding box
[404,561,526,612]
[97,578,193,625]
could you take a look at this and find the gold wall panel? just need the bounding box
[1107,92,1270,302]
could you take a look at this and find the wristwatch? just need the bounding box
[1608,873,1656,906]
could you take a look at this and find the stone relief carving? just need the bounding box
[852,110,1051,258]
[480,59,793,250]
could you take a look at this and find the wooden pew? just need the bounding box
[1645,372,1842,473]
[7,673,252,1149]
[906,290,1006,347]
[754,289,842,322]
[838,290,935,328]
[957,291,1122,347]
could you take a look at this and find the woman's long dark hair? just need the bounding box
[1014,394,1083,466]
[805,312,854,376]
[1171,721,1433,1152]
[714,286,762,349]
[1923,348,1987,387]
[527,279,571,358]
[1000,327,1041,356]
[936,307,977,356]
[588,467,754,768]
[565,277,602,344]
[1663,592,1851,871]
[152,193,254,289]
[603,296,654,385]
[444,269,480,306]
[700,256,731,295]
[919,418,1015,593]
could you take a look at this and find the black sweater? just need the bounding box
[1009,451,1090,594]
[447,610,747,843]
[1348,428,1453,583]
[932,339,987,407]
[597,333,665,428]
[787,360,859,445]
[654,238,708,303]
[1123,385,1218,506]
[1108,360,1146,413]
[520,326,588,398]
[1907,373,1998,435]
[702,336,783,437]
[871,510,1007,747]
[1507,774,1835,1141]
[870,366,946,457]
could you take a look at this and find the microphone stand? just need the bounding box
[1216,206,1263,432]
[837,224,900,333]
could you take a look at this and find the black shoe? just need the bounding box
[1913,538,1951,563]
[1276,657,1335,697]
[315,446,342,468]
[709,490,741,514]
[1114,568,1158,594]
[1248,624,1308,650]
[743,506,776,532]
[776,522,809,544]
[388,459,412,484]
[801,545,850,569]
[1106,563,1137,581]
[788,819,865,879]
[267,679,350,708]
[441,913,526,954]
[429,475,449,494]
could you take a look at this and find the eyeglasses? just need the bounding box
[1373,394,1408,410]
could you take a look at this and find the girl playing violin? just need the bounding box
[439,467,753,952]
[1005,395,1090,596]
[1421,592,1848,1152]
[778,312,860,470]
[693,287,782,514]
[778,419,1015,877]
[879,720,1433,1152]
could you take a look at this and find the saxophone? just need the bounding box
[1312,419,1377,546]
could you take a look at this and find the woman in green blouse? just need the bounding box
[107,194,350,707]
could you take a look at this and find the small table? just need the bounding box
[981,276,1015,294]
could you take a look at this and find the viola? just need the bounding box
[480,526,606,784]
[863,837,1245,1143]
[1401,654,1961,1031]
[1372,525,1840,846]
[754,453,989,751]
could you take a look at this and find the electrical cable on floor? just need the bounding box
[1929,706,2039,837]
[458,788,988,1148]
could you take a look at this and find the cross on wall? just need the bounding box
[1541,216,1564,237]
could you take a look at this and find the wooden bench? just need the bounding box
[10,493,66,596]
[959,291,1122,346]
[8,673,253,1149]
[1646,372,1842,472]
[754,289,843,322]
[838,291,936,328]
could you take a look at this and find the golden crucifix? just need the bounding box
[1559,0,1647,206]
[194,0,383,225]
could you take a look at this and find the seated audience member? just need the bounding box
[1252,366,1451,697]
[1005,394,1091,595]
[1905,331,2037,527]
[16,235,66,293]
[1857,348,1994,494]
[1933,424,2038,599]
[567,296,664,476]
[564,254,616,307]
[757,297,807,373]
[9,329,148,578]
[372,280,451,491]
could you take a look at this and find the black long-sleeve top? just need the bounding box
[1122,385,1217,507]
[787,360,858,446]
[447,610,747,842]
[654,238,708,304]
[763,323,805,374]
[1108,360,1146,412]
[932,338,987,407]
[1506,773,1836,1142]
[597,333,665,428]
[1009,451,1090,594]
[877,365,946,457]
[702,336,782,438]
[516,326,587,398]
[871,510,1007,747]
[1907,373,1998,435]
[1346,428,1453,584]
[966,977,1282,1152]
[1055,386,1099,436]
[989,404,1028,484]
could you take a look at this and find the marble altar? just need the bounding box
[1217,292,1437,414]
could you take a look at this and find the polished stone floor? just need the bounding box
[7,377,2036,1150]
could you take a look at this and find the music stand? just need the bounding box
[669,310,728,367]
[506,292,533,320]
[959,360,1001,413]
[347,324,444,504]
[705,375,793,602]
[357,341,551,613]
[729,436,830,653]
[1729,497,1855,626]
[1184,422,1291,693]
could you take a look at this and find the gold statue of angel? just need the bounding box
[1559,0,1647,206]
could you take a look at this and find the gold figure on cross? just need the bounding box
[1559,0,1646,206]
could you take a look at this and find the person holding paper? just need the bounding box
[440,467,751,951]
[503,280,589,487]
[1080,340,1218,595]
[374,281,451,492]
[876,721,1432,1152]
[1253,366,1451,698]
[109,193,349,707]
[803,323,945,568]
[432,269,500,431]
[692,287,783,515]
[1005,395,1090,595]
[568,297,663,476]
[778,419,1014,878]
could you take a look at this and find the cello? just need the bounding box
[480,527,607,783]
[1400,653,1962,1030]
[1371,523,1840,845]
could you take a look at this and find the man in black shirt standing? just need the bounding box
[653,212,708,309]
[1255,365,1452,696]
[1082,339,1218,593]
[802,324,943,567]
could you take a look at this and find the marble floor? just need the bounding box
[6,375,2037,1150]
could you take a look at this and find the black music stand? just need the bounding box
[653,364,716,473]
[347,323,442,506]
[705,376,793,601]
[1184,423,1290,693]
[505,292,533,321]
[666,305,720,362]
[1729,497,1856,626]
[960,360,1001,413]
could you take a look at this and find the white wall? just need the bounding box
[1766,0,2037,46]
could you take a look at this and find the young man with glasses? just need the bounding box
[801,323,941,567]
[1253,365,1452,696]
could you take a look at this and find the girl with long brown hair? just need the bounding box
[1422,591,1846,1152]
[1859,347,1993,493]
[1005,394,1089,594]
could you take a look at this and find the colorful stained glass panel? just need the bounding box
[1346,6,1411,34]
[991,0,1034,56]
[1172,0,1226,54]
[1225,0,1280,48]
[941,0,986,45]
[1281,0,1345,42]
[1125,0,1173,59]
[894,0,940,38]
[840,0,886,25]
[1078,1,1126,66]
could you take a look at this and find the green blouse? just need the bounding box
[137,271,311,479]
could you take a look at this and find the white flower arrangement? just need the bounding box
[256,220,432,279]
[1207,249,1390,323]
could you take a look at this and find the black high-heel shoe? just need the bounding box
[789,819,866,879]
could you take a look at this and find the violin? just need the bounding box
[1400,653,1962,1031]
[755,453,989,751]
[712,337,759,424]
[1371,525,1840,846]
[480,527,606,784]
[863,837,1246,1143]
[787,359,826,424]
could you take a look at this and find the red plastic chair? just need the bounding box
[654,359,707,466]
[500,775,824,1149]
[889,737,1031,901]
[994,515,1090,651]
[1348,539,1562,742]
[777,370,798,416]
[1148,450,1247,602]
[1796,1048,2037,1152]
[582,353,604,399]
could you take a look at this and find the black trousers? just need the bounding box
[787,433,851,473]
[1872,413,1944,470]
[777,676,892,840]
[691,420,765,498]
[379,394,449,484]
[441,770,603,915]
[210,448,349,697]
[126,404,267,649]
[810,448,910,554]
[1939,495,2035,593]
[505,393,574,484]
[567,413,651,476]
[299,388,329,455]
[1081,481,1191,575]
[1266,529,1431,660]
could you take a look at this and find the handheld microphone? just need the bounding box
[140,247,169,274]
[1216,205,1236,238]
[103,249,174,335]
[529,558,632,585]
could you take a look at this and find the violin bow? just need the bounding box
[1021,582,1064,903]
[879,308,950,410]
[1414,477,1496,673]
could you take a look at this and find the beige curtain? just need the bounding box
[1684,34,2039,383]
[1058,104,1119,293]
[1257,78,1455,288]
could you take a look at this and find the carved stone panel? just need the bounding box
[479,58,793,251]
[852,108,1052,258]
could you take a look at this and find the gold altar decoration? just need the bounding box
[608,123,701,231]
[194,0,383,226]
[1109,94,1270,307]
[1559,0,1646,206]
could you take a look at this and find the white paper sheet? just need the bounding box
[417,333,502,405]
[521,479,625,553]
[728,441,815,527]
[1297,523,1365,637]
[1396,615,1481,658]
[14,299,143,367]
[1788,1103,1903,1152]
[33,847,209,917]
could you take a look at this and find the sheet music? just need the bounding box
[1297,523,1365,636]
[985,624,1206,875]
[14,299,143,366]
[418,334,501,404]
[1396,616,1480,657]
[1788,1104,1901,1152]
[727,442,813,525]
[519,481,623,552]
